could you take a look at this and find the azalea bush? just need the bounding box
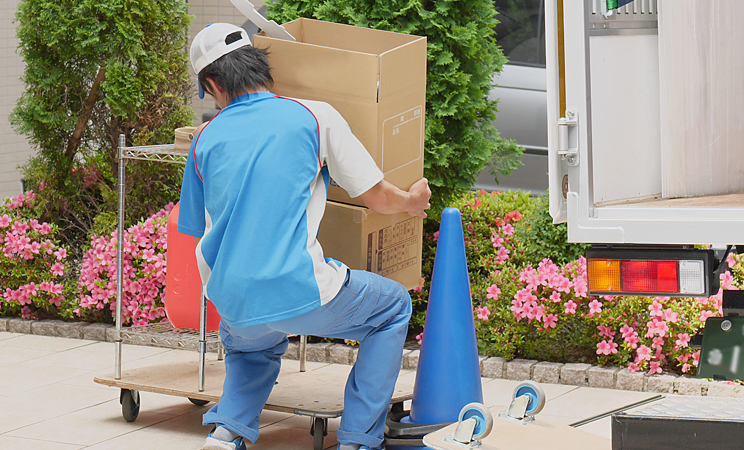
[77,203,173,326]
[0,191,71,320]
[412,189,737,376]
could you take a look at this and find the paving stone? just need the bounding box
[560,363,592,386]
[328,343,354,365]
[0,317,9,332]
[674,376,705,396]
[706,381,742,398]
[55,321,85,339]
[31,320,60,336]
[351,347,359,364]
[8,318,32,334]
[587,366,621,389]
[403,350,419,370]
[81,323,112,341]
[616,368,645,392]
[532,362,562,384]
[106,326,118,342]
[481,357,506,379]
[284,340,300,360]
[506,359,537,381]
[645,374,677,394]
[306,342,332,362]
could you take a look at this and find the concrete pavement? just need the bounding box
[0,331,664,449]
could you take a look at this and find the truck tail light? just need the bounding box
[586,248,716,297]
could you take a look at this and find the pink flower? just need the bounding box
[415,332,424,346]
[721,271,736,290]
[700,310,714,322]
[649,361,662,375]
[486,285,501,300]
[645,320,669,338]
[475,306,491,321]
[664,309,679,323]
[543,314,558,329]
[676,333,690,348]
[564,300,577,315]
[0,214,10,227]
[596,340,618,355]
[597,325,616,339]
[628,362,640,373]
[648,301,664,317]
[588,299,603,315]
[54,248,67,261]
[51,262,65,276]
[501,224,514,236]
[637,345,652,361]
[620,324,635,339]
[413,286,422,294]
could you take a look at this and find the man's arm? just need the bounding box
[359,178,431,218]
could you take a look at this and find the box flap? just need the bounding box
[254,28,378,101]
[378,37,427,100]
[297,18,420,56]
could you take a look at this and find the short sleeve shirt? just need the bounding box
[178,92,383,328]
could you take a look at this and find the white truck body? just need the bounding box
[547,0,744,246]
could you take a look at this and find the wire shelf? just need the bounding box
[121,322,222,353]
[122,144,188,164]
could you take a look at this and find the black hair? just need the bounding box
[198,41,273,99]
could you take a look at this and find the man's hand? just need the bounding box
[406,178,431,218]
[359,178,431,218]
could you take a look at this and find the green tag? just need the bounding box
[698,317,744,381]
[606,0,618,9]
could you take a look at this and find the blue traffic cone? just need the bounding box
[409,207,483,424]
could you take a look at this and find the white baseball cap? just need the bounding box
[190,23,252,99]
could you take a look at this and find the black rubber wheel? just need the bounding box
[120,389,140,423]
[311,417,327,450]
[188,398,210,407]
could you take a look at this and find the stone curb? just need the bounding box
[2,316,741,398]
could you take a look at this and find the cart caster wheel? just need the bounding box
[120,389,140,423]
[458,403,494,440]
[310,417,327,450]
[188,398,210,407]
[513,381,546,416]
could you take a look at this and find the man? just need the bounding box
[179,23,431,450]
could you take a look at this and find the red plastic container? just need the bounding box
[165,202,221,331]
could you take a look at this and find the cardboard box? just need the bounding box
[253,19,427,206]
[318,201,423,290]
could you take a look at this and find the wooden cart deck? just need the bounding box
[94,358,415,418]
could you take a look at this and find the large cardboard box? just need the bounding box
[318,201,423,290]
[253,19,427,207]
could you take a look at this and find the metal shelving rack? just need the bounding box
[114,134,309,392]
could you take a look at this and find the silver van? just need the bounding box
[474,0,548,195]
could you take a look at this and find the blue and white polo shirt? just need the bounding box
[178,92,383,328]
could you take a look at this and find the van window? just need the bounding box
[493,0,546,68]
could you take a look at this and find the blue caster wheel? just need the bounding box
[513,381,545,416]
[458,402,494,440]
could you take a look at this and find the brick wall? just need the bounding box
[0,0,31,201]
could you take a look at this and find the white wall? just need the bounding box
[0,0,32,201]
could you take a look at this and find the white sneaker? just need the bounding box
[200,435,246,450]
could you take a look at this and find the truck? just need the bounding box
[547,0,743,296]
[546,0,744,448]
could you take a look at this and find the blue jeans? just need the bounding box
[203,269,412,449]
